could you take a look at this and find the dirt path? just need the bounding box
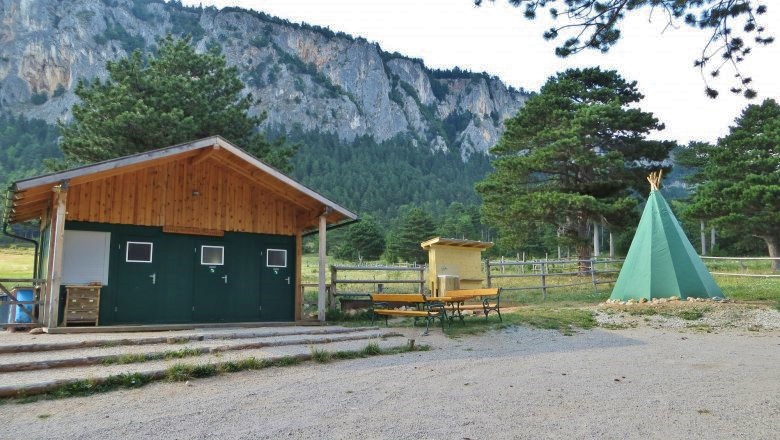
[1,322,778,440]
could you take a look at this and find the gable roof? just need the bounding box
[4,136,357,229]
[610,189,723,301]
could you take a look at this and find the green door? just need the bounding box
[192,243,231,322]
[259,237,295,321]
[114,238,160,323]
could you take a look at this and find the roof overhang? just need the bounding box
[4,136,357,230]
[420,237,494,250]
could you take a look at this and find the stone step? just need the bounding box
[0,334,410,398]
[0,329,400,373]
[0,326,380,354]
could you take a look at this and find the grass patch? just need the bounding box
[362,341,382,356]
[444,308,596,337]
[626,307,659,316]
[102,347,206,366]
[676,308,708,321]
[600,322,638,330]
[311,347,333,363]
[0,246,34,281]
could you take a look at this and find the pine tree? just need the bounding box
[685,98,780,271]
[386,207,438,263]
[476,67,675,269]
[58,36,293,171]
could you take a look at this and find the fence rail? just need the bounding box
[0,278,45,328]
[327,265,427,308]
[700,256,780,278]
[485,258,623,300]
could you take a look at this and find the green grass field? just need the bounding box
[0,246,35,280]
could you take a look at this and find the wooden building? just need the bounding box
[3,136,356,329]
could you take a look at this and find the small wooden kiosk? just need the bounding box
[421,237,493,296]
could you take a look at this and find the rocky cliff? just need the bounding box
[0,0,528,159]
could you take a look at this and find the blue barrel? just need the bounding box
[0,295,9,324]
[13,288,34,323]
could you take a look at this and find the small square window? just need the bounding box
[201,246,224,265]
[267,249,287,268]
[126,242,153,263]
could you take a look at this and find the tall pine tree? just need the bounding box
[476,67,675,269]
[58,36,293,171]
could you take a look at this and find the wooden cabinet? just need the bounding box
[63,285,101,326]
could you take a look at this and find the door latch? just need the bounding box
[149,273,156,285]
[222,275,228,284]
[285,276,291,285]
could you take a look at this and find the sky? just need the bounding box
[182,0,780,144]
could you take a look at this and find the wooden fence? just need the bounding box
[485,258,622,300]
[700,256,780,277]
[0,278,45,329]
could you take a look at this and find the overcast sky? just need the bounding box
[182,0,780,144]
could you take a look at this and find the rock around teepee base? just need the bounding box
[610,172,724,302]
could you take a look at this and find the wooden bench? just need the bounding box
[369,293,447,334]
[447,288,502,323]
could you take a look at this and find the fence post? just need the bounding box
[329,266,337,308]
[418,267,425,294]
[591,258,598,290]
[540,261,547,300]
[485,259,492,288]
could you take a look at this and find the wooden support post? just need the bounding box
[593,221,600,257]
[45,183,68,329]
[485,259,492,288]
[318,212,328,322]
[540,261,547,300]
[294,230,302,321]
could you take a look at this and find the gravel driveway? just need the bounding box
[1,317,778,440]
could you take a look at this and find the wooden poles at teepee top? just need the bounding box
[647,170,663,191]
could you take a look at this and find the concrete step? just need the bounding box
[0,329,401,373]
[0,331,409,398]
[0,325,379,354]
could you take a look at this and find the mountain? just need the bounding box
[0,0,528,157]
[0,0,531,219]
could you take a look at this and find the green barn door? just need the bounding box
[192,243,231,322]
[114,239,160,324]
[259,237,295,321]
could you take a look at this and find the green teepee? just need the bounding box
[610,171,724,301]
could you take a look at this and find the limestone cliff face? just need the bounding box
[0,0,529,158]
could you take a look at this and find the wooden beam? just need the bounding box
[162,225,225,237]
[211,156,314,210]
[67,149,201,188]
[189,145,220,166]
[45,185,68,329]
[318,213,328,322]
[295,229,303,321]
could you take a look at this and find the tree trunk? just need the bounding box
[762,236,779,272]
[576,221,592,275]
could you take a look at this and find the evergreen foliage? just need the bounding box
[285,128,492,221]
[333,215,386,261]
[683,98,780,270]
[480,0,774,98]
[386,207,438,263]
[58,36,294,171]
[476,67,675,264]
[437,202,483,240]
[0,112,61,187]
